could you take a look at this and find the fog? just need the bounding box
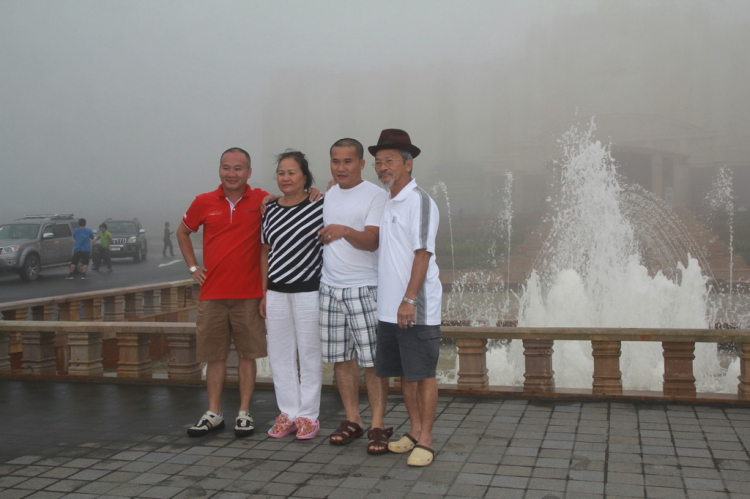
[2,0,749,239]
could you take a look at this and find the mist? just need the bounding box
[2,0,749,239]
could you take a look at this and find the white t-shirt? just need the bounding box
[320,181,388,288]
[378,178,442,325]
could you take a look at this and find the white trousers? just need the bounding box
[266,290,322,421]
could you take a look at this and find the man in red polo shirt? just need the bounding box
[178,147,269,438]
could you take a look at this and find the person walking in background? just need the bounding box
[369,129,442,467]
[319,138,390,454]
[177,147,269,438]
[93,223,113,272]
[261,150,324,440]
[66,218,94,280]
[163,221,174,257]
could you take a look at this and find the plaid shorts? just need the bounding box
[319,283,378,367]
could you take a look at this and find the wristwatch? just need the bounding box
[189,265,199,274]
[402,296,417,306]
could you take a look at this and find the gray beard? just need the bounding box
[380,178,394,190]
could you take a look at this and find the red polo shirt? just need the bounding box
[182,184,269,300]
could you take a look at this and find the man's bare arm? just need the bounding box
[318,225,379,251]
[397,249,432,329]
[177,223,206,285]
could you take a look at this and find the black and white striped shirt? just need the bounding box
[261,198,324,293]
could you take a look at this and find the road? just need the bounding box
[0,252,200,304]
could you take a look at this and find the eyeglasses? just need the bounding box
[372,158,403,168]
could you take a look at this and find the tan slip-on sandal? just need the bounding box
[388,433,418,454]
[407,445,435,467]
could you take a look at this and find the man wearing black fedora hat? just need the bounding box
[369,129,442,467]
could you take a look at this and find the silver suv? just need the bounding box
[0,214,78,281]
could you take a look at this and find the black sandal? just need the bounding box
[367,427,394,455]
[329,420,364,445]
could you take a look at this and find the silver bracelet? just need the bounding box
[402,296,417,306]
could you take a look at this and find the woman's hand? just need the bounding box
[259,296,267,319]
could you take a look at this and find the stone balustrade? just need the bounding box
[447,326,750,403]
[0,280,199,373]
[1,319,749,404]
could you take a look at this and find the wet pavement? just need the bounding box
[1,379,749,498]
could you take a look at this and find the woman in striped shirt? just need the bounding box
[261,150,324,439]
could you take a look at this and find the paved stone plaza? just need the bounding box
[1,380,749,498]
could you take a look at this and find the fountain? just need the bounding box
[441,119,742,393]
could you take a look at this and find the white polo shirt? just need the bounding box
[378,178,442,325]
[320,181,388,288]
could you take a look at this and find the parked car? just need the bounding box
[0,214,78,281]
[93,218,148,264]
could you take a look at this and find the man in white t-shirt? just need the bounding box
[317,138,390,454]
[369,129,442,467]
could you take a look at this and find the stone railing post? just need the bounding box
[167,331,201,379]
[143,290,159,315]
[2,309,27,372]
[0,327,9,373]
[123,292,144,319]
[456,338,489,389]
[21,330,57,375]
[662,341,696,398]
[160,287,176,313]
[226,344,239,381]
[68,330,104,376]
[523,339,555,393]
[81,298,103,321]
[175,285,191,322]
[738,343,750,400]
[117,331,152,378]
[22,305,57,375]
[592,340,622,395]
[103,295,125,321]
[57,302,80,322]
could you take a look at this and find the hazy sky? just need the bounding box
[2,0,749,236]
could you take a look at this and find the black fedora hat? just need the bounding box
[368,129,421,158]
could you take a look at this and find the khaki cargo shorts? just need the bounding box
[196,299,267,362]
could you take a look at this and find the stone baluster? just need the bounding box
[22,305,57,375]
[662,341,696,398]
[2,309,27,372]
[103,295,125,321]
[81,298,103,321]
[456,338,489,389]
[123,292,144,319]
[167,331,201,379]
[226,344,239,381]
[523,339,555,393]
[116,332,152,378]
[143,290,159,315]
[592,340,623,395]
[175,286,191,322]
[68,330,103,376]
[738,343,750,400]
[57,302,80,322]
[0,323,10,374]
[160,287,176,313]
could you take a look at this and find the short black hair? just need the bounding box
[220,147,251,167]
[276,150,314,190]
[99,223,107,229]
[330,138,364,160]
[78,218,86,227]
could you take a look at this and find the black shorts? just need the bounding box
[71,251,90,266]
[374,321,441,382]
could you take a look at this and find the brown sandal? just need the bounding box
[329,420,364,445]
[367,427,394,455]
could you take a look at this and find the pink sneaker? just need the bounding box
[295,417,320,440]
[268,414,296,438]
